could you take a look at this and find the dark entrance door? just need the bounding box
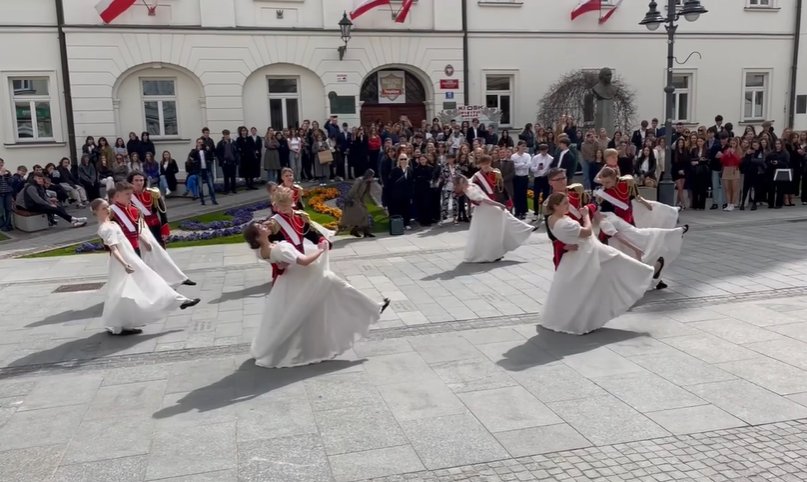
[359,69,427,127]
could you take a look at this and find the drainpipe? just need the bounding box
[55,0,78,164]
[789,0,803,128]
[461,0,469,105]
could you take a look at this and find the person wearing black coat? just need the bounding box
[126,132,141,161]
[740,140,766,211]
[139,132,156,161]
[349,128,369,180]
[688,139,711,210]
[236,126,259,190]
[387,153,413,229]
[379,148,395,208]
[765,140,790,209]
[412,154,436,226]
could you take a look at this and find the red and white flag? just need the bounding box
[350,0,390,20]
[598,0,623,24]
[570,0,600,21]
[395,0,414,23]
[95,0,137,23]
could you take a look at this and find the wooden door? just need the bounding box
[360,104,426,128]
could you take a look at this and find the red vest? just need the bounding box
[113,202,141,249]
[134,191,160,227]
[271,212,312,281]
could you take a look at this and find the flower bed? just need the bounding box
[303,187,342,230]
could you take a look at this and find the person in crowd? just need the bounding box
[97,137,115,164]
[142,152,161,189]
[129,152,143,173]
[0,158,13,231]
[388,152,413,230]
[78,154,100,201]
[720,137,743,211]
[55,158,89,207]
[126,132,141,162]
[340,169,376,238]
[160,151,179,196]
[766,138,790,209]
[139,132,156,161]
[82,136,99,165]
[740,139,766,211]
[412,153,436,227]
[689,137,711,210]
[263,128,281,183]
[236,126,259,190]
[113,137,128,159]
[15,172,87,227]
[215,129,238,195]
[188,137,218,205]
[511,140,531,219]
[11,165,28,198]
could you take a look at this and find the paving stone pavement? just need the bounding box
[1,213,807,480]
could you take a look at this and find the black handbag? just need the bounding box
[774,168,792,183]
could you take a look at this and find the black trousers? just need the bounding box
[741,174,758,205]
[148,223,166,248]
[222,164,237,193]
[532,176,549,214]
[768,180,786,207]
[302,152,313,180]
[513,175,529,217]
[26,203,72,222]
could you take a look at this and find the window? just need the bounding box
[141,79,178,137]
[747,0,775,7]
[743,71,769,121]
[268,77,300,130]
[485,75,512,126]
[10,77,53,141]
[796,95,807,115]
[670,73,693,122]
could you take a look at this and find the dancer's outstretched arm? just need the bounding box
[109,244,134,273]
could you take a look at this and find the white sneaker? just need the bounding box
[71,218,87,228]
[726,204,735,211]
[405,225,412,230]
[722,205,730,211]
[166,189,172,197]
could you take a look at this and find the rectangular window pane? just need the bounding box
[671,96,678,120]
[755,91,764,118]
[672,75,688,89]
[142,80,175,96]
[797,95,807,115]
[144,101,161,135]
[162,101,178,136]
[486,94,499,109]
[677,93,688,120]
[500,95,511,125]
[486,76,510,91]
[269,99,283,130]
[745,73,765,88]
[14,102,33,138]
[12,78,49,96]
[744,92,753,119]
[285,98,300,128]
[35,101,53,138]
[268,78,298,94]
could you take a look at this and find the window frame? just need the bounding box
[746,0,777,8]
[483,72,515,128]
[267,76,301,130]
[670,70,695,124]
[741,69,771,122]
[140,77,179,139]
[9,75,55,143]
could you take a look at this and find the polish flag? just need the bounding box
[95,0,137,23]
[599,0,624,23]
[350,0,391,20]
[395,0,414,23]
[570,0,601,21]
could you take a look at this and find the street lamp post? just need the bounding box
[338,12,353,61]
[640,0,707,205]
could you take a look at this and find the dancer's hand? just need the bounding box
[124,264,134,274]
[318,239,329,250]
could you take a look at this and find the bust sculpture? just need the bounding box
[592,67,617,101]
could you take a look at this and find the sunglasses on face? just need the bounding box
[551,177,567,182]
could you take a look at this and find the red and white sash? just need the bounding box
[110,204,137,234]
[593,188,629,211]
[473,171,494,196]
[272,213,302,247]
[567,205,582,220]
[131,195,152,217]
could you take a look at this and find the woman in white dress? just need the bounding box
[92,199,200,336]
[455,174,534,263]
[244,222,390,368]
[540,193,654,335]
[596,209,688,290]
[139,225,192,288]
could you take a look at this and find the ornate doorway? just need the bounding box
[360,69,427,127]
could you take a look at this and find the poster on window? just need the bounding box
[378,70,406,104]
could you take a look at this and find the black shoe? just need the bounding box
[739,205,745,211]
[350,228,362,238]
[722,203,728,209]
[364,232,376,238]
[380,298,391,314]
[182,279,197,286]
[180,298,201,310]
[682,224,689,235]
[710,204,718,210]
[655,280,668,290]
[751,204,757,211]
[109,328,143,336]
[653,257,665,280]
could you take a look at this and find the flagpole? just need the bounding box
[55,0,78,166]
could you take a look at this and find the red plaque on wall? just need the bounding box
[440,79,459,89]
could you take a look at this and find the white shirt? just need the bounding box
[530,153,554,177]
[511,152,531,176]
[290,137,301,152]
[199,149,207,170]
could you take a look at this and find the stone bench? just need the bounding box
[12,208,50,233]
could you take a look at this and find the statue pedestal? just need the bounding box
[594,98,616,134]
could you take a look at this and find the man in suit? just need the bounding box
[552,138,576,185]
[650,118,662,138]
[335,123,352,180]
[466,118,484,145]
[632,120,649,150]
[710,115,725,135]
[249,127,262,179]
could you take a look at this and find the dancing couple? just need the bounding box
[244,186,390,368]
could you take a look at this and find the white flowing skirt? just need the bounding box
[140,226,188,287]
[251,247,381,368]
[632,200,679,229]
[601,212,685,268]
[540,237,654,335]
[101,239,187,332]
[464,203,534,263]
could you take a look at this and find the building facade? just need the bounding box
[2,0,806,169]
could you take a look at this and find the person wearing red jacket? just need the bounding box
[719,137,742,211]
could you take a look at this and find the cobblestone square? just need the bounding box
[1,210,807,481]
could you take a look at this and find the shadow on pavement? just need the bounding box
[208,283,272,304]
[0,330,182,380]
[151,358,365,419]
[421,260,525,281]
[26,302,105,328]
[496,327,643,372]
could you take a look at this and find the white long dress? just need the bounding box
[139,224,188,287]
[540,217,654,335]
[98,222,188,334]
[463,185,534,263]
[251,242,381,368]
[599,212,685,268]
[632,200,679,229]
